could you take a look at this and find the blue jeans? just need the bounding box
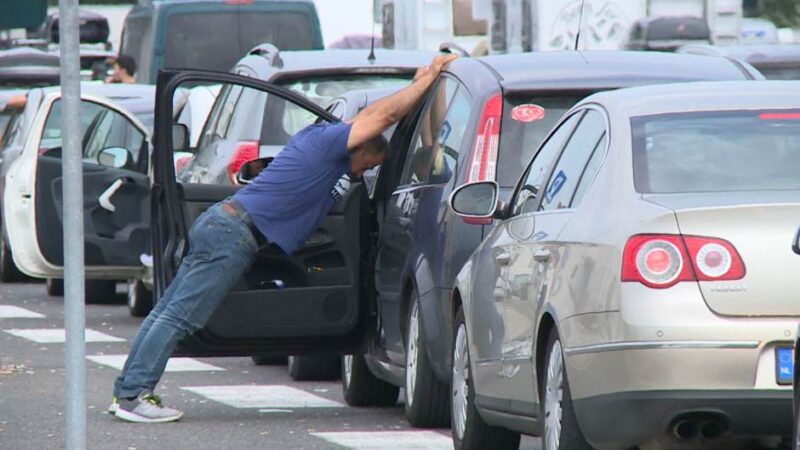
[113,202,258,399]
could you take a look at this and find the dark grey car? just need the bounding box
[340,51,764,428]
[679,43,800,80]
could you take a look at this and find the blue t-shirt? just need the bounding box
[233,122,352,255]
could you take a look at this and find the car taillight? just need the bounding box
[227,140,259,184]
[462,93,502,225]
[175,155,192,174]
[682,236,745,281]
[622,234,745,289]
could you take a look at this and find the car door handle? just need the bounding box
[533,249,551,263]
[98,178,126,213]
[494,251,511,265]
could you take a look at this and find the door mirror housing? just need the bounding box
[172,123,190,153]
[448,181,500,218]
[236,157,272,185]
[97,147,132,169]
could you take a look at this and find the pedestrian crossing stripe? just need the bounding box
[0,305,45,319]
[180,385,344,409]
[310,431,454,449]
[87,354,225,372]
[3,328,125,343]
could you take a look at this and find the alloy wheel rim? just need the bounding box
[452,323,469,440]
[405,301,420,407]
[544,339,564,450]
[343,355,353,387]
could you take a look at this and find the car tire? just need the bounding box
[287,355,341,381]
[46,278,64,296]
[84,280,117,304]
[0,229,24,283]
[542,329,594,450]
[404,291,450,428]
[127,279,153,317]
[452,306,520,450]
[341,353,399,407]
[251,355,287,366]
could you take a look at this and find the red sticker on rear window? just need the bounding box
[511,104,546,122]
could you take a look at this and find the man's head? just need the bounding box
[350,134,388,178]
[112,54,136,83]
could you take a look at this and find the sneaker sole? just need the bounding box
[114,408,183,423]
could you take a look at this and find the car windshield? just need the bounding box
[163,12,316,73]
[497,95,584,187]
[632,110,800,193]
[753,64,800,80]
[274,75,410,138]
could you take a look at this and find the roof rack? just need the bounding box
[248,43,283,68]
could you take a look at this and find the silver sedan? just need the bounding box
[447,81,800,450]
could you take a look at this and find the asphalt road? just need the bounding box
[0,281,543,450]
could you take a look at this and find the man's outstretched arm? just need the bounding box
[346,54,458,151]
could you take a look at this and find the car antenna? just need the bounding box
[368,0,377,63]
[574,0,586,50]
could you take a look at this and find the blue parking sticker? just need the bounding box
[545,170,567,204]
[775,347,794,385]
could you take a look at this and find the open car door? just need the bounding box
[153,70,372,357]
[4,92,150,280]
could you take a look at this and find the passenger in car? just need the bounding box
[110,54,458,424]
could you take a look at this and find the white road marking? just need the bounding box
[87,355,225,372]
[311,431,454,449]
[4,328,125,343]
[181,385,344,409]
[0,305,45,319]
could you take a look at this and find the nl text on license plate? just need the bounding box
[775,346,794,385]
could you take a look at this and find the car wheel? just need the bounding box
[287,355,341,381]
[84,280,117,304]
[127,279,153,317]
[542,329,593,450]
[404,291,450,427]
[0,229,24,282]
[341,353,399,407]
[452,306,520,450]
[46,278,64,296]
[250,355,287,366]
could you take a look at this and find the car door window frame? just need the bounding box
[396,75,462,188]
[509,111,583,217]
[537,105,609,212]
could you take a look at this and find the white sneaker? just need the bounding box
[114,391,183,423]
[107,396,118,414]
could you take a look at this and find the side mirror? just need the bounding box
[448,181,500,218]
[172,123,190,153]
[97,147,132,169]
[236,157,271,185]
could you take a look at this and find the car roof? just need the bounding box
[39,83,155,100]
[586,80,800,117]
[139,0,315,8]
[477,51,754,92]
[237,48,434,81]
[679,44,800,64]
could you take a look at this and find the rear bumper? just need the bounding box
[573,389,792,450]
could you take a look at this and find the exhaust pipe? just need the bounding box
[699,420,727,440]
[673,420,697,440]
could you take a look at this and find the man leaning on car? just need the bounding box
[109,53,458,423]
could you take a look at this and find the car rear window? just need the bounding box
[497,95,584,187]
[632,110,800,193]
[163,12,316,73]
[753,64,800,80]
[262,75,410,143]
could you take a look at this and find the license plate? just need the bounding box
[775,346,794,385]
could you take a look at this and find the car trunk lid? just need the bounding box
[644,191,800,317]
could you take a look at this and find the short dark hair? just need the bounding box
[362,134,389,157]
[115,54,136,76]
